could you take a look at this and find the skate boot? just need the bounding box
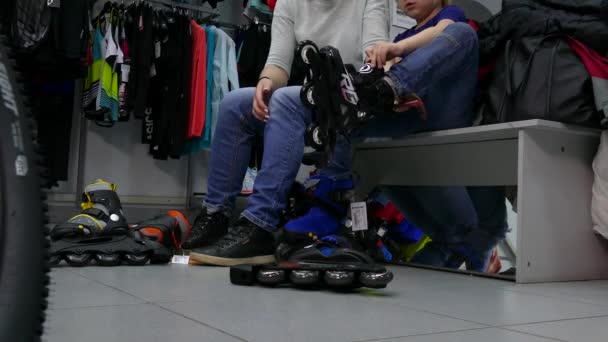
[230,235,394,289]
[278,175,354,260]
[130,210,191,253]
[49,180,171,266]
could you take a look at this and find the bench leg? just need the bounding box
[516,129,608,283]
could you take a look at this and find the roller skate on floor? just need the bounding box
[230,235,394,289]
[49,180,172,266]
[130,210,191,253]
[277,175,355,261]
[296,41,427,160]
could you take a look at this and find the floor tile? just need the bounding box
[346,271,608,326]
[504,281,608,306]
[357,328,561,342]
[160,287,483,342]
[49,268,144,309]
[73,264,238,302]
[508,316,608,342]
[44,303,245,342]
[387,266,513,291]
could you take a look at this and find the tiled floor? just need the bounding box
[44,265,608,342]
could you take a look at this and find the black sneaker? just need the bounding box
[189,217,276,266]
[181,208,229,250]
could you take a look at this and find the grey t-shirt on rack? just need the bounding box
[265,0,390,77]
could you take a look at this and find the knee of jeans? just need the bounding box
[220,88,255,115]
[442,22,479,52]
[268,87,312,126]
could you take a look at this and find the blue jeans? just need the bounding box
[204,23,505,240]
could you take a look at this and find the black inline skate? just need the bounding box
[230,235,394,289]
[49,180,172,266]
[297,41,427,159]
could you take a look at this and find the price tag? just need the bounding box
[350,202,368,231]
[171,255,190,264]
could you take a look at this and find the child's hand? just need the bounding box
[366,42,404,69]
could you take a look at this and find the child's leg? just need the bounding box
[386,22,479,99]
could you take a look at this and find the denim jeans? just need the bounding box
[204,23,507,243]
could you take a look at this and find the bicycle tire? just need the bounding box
[0,34,50,341]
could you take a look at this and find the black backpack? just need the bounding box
[481,34,602,128]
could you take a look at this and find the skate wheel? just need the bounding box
[359,270,394,289]
[301,83,315,108]
[306,125,326,151]
[48,254,62,266]
[95,253,121,266]
[230,265,258,286]
[65,253,93,267]
[324,271,355,287]
[297,41,319,65]
[290,270,320,286]
[124,253,150,266]
[257,269,286,286]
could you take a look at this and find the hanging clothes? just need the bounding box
[150,14,193,160]
[128,4,155,119]
[184,24,216,153]
[184,24,240,153]
[211,28,240,138]
[237,23,271,87]
[82,23,105,118]
[187,20,208,139]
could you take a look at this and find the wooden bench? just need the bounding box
[353,119,608,283]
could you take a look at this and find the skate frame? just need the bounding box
[353,119,608,284]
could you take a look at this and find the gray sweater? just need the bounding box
[266,0,390,78]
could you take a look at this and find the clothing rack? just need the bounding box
[118,0,220,21]
[141,0,242,30]
[243,6,272,26]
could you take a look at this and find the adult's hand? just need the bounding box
[253,77,273,122]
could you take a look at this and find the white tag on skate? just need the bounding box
[378,227,387,237]
[350,202,368,231]
[171,255,190,264]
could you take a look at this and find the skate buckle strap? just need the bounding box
[82,208,110,222]
[395,96,428,120]
[81,192,94,210]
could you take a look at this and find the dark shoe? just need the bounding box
[189,217,276,266]
[181,208,229,250]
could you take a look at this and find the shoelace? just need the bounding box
[215,224,251,249]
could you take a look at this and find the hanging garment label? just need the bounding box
[150,63,156,77]
[154,41,161,59]
[121,64,130,83]
[47,0,61,8]
[350,202,368,231]
[171,255,190,264]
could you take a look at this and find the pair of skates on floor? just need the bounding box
[49,180,191,266]
[230,41,427,289]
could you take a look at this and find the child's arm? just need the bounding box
[368,19,456,68]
